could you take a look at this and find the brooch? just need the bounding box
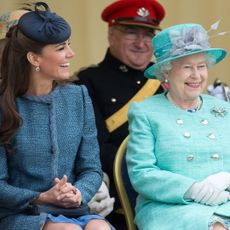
[211,107,227,117]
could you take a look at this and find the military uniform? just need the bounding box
[75,49,163,204]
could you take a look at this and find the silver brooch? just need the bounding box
[137,7,149,17]
[211,107,227,117]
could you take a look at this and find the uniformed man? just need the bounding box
[74,0,166,228]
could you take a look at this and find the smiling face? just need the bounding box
[26,39,75,95]
[165,53,209,107]
[35,40,75,81]
[108,25,154,70]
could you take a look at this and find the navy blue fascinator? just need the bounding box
[18,2,71,44]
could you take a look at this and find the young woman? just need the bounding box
[0,2,114,230]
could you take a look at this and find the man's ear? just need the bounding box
[26,51,40,66]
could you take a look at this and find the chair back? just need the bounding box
[114,136,138,230]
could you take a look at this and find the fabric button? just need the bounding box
[176,119,183,125]
[208,133,216,139]
[201,119,208,125]
[211,154,220,160]
[187,155,194,161]
[184,132,191,138]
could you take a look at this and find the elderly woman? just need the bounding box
[126,23,230,230]
[0,2,114,230]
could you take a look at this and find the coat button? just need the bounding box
[187,154,194,161]
[111,98,117,103]
[211,154,220,160]
[208,133,216,139]
[176,119,183,125]
[201,119,208,125]
[184,132,191,138]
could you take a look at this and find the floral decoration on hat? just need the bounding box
[168,27,210,57]
[0,10,28,39]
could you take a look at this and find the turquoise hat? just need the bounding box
[144,23,227,79]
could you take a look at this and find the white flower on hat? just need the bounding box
[169,27,210,56]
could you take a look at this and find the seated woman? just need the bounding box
[126,23,230,230]
[0,2,114,230]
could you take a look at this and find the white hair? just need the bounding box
[153,61,172,82]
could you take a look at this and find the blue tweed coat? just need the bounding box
[126,93,230,230]
[0,84,102,230]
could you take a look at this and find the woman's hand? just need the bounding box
[88,181,115,217]
[204,172,230,191]
[54,175,82,208]
[35,175,82,208]
[184,180,230,206]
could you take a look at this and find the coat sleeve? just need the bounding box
[126,102,195,204]
[73,86,103,204]
[0,145,40,215]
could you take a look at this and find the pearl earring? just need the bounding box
[35,66,40,72]
[164,79,168,83]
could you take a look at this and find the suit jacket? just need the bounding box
[127,93,230,230]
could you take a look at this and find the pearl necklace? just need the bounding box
[166,93,201,112]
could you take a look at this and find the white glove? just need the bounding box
[88,181,115,217]
[204,172,230,191]
[184,180,230,206]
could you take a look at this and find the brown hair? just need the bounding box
[0,38,8,80]
[0,38,7,55]
[0,25,46,153]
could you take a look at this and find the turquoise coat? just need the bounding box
[0,84,102,230]
[126,93,230,230]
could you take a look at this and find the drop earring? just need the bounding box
[35,66,40,72]
[162,78,169,90]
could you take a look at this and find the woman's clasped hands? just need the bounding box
[36,175,82,208]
